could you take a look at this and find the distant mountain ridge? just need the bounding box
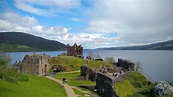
[0,32,66,52]
[98,40,173,50]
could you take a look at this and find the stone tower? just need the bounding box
[67,43,83,58]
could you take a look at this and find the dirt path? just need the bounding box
[45,76,78,97]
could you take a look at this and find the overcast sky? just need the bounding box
[0,0,173,49]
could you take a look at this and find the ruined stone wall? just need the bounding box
[80,65,97,81]
[95,73,118,97]
[22,55,39,75]
[22,54,50,76]
[80,58,135,97]
[67,43,83,58]
[117,58,134,70]
[80,65,118,97]
[67,46,76,56]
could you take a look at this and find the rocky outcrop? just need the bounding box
[117,59,134,70]
[95,73,118,97]
[154,81,173,96]
[80,65,97,81]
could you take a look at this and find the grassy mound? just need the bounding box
[127,72,149,88]
[87,60,111,68]
[116,72,150,97]
[116,79,136,97]
[0,75,67,97]
[54,72,95,86]
[49,56,111,71]
[116,72,173,97]
[49,56,86,71]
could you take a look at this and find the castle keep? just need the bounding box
[21,53,50,76]
[67,43,83,58]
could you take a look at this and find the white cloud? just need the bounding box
[0,12,69,39]
[0,12,105,49]
[54,32,118,49]
[1,0,173,49]
[71,17,84,22]
[86,19,122,33]
[14,0,81,15]
[14,0,49,15]
[0,12,120,49]
[86,0,173,46]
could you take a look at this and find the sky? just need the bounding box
[0,0,173,49]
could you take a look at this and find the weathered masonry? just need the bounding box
[21,53,50,76]
[67,43,83,58]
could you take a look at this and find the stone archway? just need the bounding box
[42,69,43,75]
[44,64,47,73]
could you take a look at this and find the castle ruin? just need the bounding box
[67,43,83,58]
[21,53,51,76]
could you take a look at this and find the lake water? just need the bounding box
[7,50,173,82]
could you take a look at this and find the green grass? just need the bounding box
[163,95,173,97]
[120,72,173,97]
[68,80,95,86]
[54,72,80,80]
[54,72,95,86]
[0,74,67,97]
[127,72,149,88]
[49,56,86,71]
[116,72,153,97]
[72,88,88,97]
[116,79,136,97]
[49,56,112,72]
[87,60,111,68]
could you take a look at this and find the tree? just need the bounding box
[0,52,11,68]
[88,52,102,59]
[87,52,95,59]
[105,57,116,63]
[134,61,142,72]
[96,54,101,59]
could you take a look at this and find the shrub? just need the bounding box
[128,72,149,88]
[104,57,116,64]
[0,52,28,83]
[128,85,158,97]
[0,67,28,83]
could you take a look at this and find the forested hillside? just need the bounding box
[99,40,173,50]
[0,32,66,52]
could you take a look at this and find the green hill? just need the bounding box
[0,75,67,97]
[0,32,66,52]
[49,56,112,72]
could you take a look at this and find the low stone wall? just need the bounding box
[113,71,131,83]
[80,65,97,81]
